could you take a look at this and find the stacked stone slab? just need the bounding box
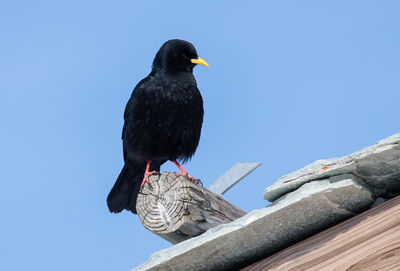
[263,133,400,204]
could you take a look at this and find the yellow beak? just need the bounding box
[191,57,209,67]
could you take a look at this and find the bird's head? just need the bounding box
[152,39,208,73]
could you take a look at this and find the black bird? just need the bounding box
[107,39,208,214]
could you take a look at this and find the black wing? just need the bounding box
[121,75,153,162]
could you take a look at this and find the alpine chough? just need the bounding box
[107,39,208,214]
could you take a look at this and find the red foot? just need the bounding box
[141,160,156,186]
[172,160,202,185]
[141,171,156,186]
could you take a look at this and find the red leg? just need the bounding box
[141,160,156,186]
[172,160,201,184]
[173,160,188,175]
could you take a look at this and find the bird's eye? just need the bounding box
[182,54,188,59]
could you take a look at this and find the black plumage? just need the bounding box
[107,39,208,214]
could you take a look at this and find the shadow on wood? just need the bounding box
[136,172,246,244]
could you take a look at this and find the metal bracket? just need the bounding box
[208,162,262,195]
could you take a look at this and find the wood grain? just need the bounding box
[242,196,400,271]
[136,172,246,244]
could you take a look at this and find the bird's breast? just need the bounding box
[124,73,203,162]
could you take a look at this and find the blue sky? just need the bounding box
[1,1,399,270]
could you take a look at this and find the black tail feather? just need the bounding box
[107,164,143,214]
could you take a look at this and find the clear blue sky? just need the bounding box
[1,1,399,270]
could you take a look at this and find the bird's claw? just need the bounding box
[176,172,203,186]
[191,178,203,186]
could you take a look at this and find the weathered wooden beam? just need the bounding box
[136,172,246,244]
[241,195,400,271]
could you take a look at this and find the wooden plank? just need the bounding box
[241,196,400,271]
[136,172,246,244]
